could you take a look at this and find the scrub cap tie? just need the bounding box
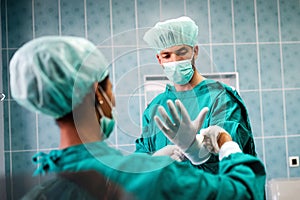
[10,36,109,118]
[143,16,198,53]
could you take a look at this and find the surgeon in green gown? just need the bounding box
[135,16,256,173]
[10,36,266,200]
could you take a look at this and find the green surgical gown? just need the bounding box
[135,79,256,173]
[28,141,266,200]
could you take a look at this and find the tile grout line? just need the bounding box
[4,0,14,198]
[253,0,266,166]
[207,0,213,72]
[109,0,118,148]
[276,0,289,178]
[231,0,237,72]
[58,0,61,35]
[32,0,42,185]
[3,41,300,51]
[84,0,88,39]
[134,0,143,135]
[32,0,35,39]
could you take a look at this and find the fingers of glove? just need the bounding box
[175,99,191,124]
[154,115,175,140]
[167,100,181,125]
[157,106,176,131]
[194,107,209,130]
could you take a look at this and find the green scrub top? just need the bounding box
[135,79,256,173]
[29,141,265,200]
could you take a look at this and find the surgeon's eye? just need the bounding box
[161,53,172,59]
[175,47,189,56]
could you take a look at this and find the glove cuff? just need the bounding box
[219,141,242,161]
[184,134,211,165]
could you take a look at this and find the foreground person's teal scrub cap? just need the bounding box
[10,36,109,119]
[143,16,198,53]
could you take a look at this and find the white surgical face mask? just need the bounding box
[162,50,195,85]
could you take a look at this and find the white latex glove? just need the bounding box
[152,145,186,162]
[154,99,211,165]
[201,125,242,160]
[201,125,228,154]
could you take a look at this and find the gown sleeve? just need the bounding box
[208,87,256,156]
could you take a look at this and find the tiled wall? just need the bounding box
[1,0,300,199]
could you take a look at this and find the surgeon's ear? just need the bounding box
[193,45,199,60]
[156,54,162,65]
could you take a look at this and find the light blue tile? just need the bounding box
[115,95,141,140]
[285,90,300,135]
[186,0,209,44]
[236,45,259,90]
[10,101,37,151]
[288,136,300,177]
[240,91,262,137]
[254,138,264,162]
[1,0,7,49]
[117,127,138,146]
[3,101,10,151]
[260,44,282,89]
[38,114,60,149]
[262,91,284,137]
[197,45,212,73]
[137,0,160,48]
[138,62,165,96]
[5,152,12,200]
[264,138,287,180]
[161,0,185,20]
[7,0,33,48]
[11,151,39,199]
[137,0,160,28]
[283,44,300,88]
[112,0,136,46]
[279,0,300,41]
[1,50,9,100]
[139,48,159,66]
[212,45,235,72]
[60,0,85,37]
[210,0,233,43]
[86,0,111,45]
[233,0,256,43]
[114,47,138,95]
[34,0,59,37]
[6,50,18,99]
[257,0,279,42]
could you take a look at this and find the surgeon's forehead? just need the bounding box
[159,44,193,54]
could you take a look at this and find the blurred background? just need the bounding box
[1,0,300,199]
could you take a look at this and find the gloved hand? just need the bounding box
[154,99,211,165]
[201,125,242,160]
[201,125,229,154]
[152,145,186,162]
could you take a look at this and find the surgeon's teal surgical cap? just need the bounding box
[143,16,198,53]
[9,36,109,119]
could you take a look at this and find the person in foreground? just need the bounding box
[10,36,266,200]
[136,16,256,173]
